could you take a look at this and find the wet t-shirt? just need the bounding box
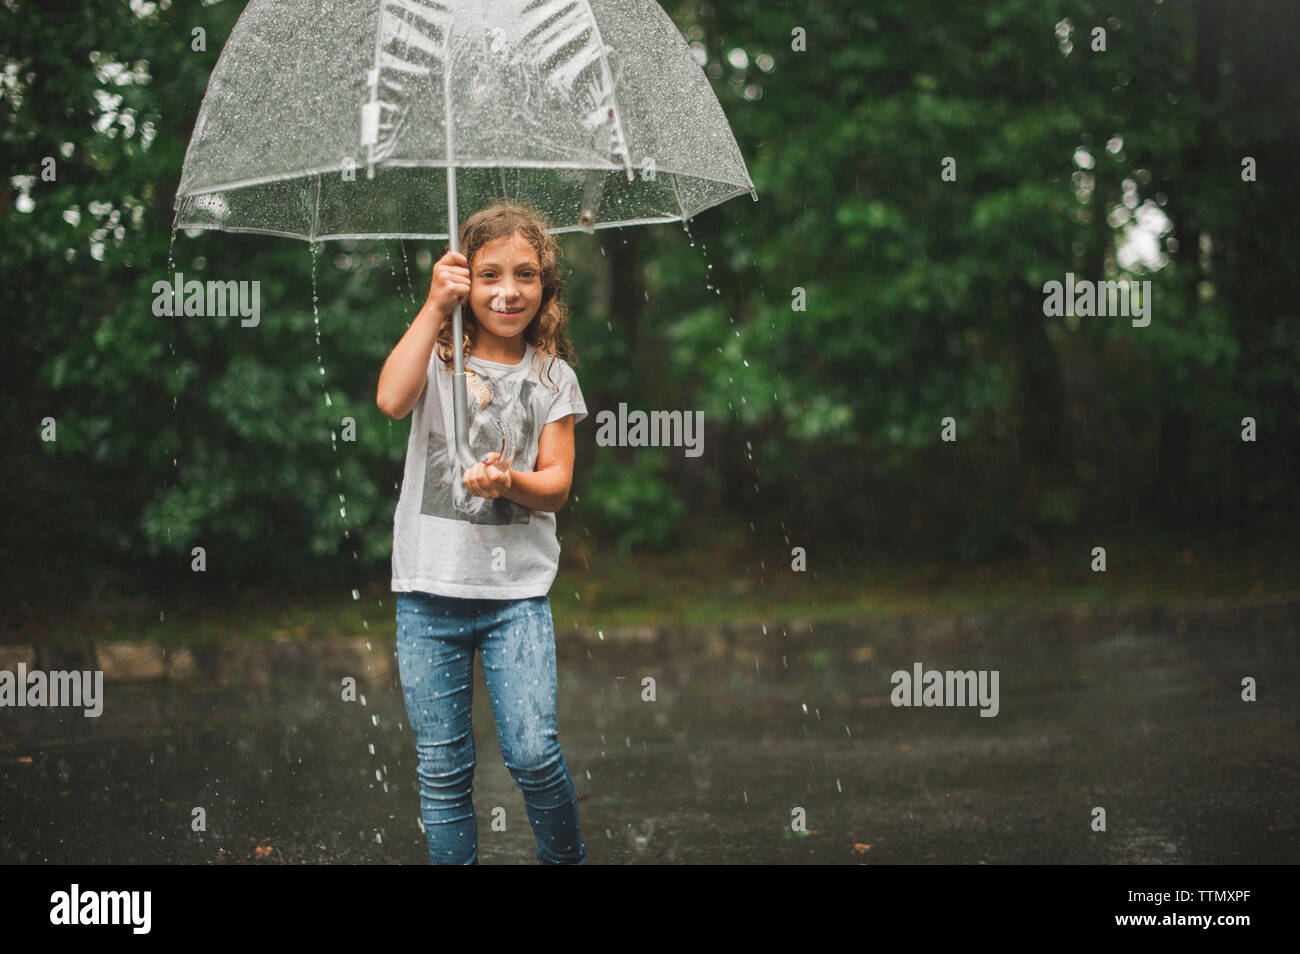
[391,341,587,599]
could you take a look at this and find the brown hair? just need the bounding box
[434,200,577,393]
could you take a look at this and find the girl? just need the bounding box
[376,201,588,865]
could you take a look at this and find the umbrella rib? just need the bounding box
[574,0,634,184]
[364,0,386,177]
[667,170,688,224]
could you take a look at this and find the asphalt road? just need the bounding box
[2,600,1296,864]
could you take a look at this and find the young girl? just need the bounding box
[376,201,588,865]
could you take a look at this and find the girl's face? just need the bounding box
[468,231,543,349]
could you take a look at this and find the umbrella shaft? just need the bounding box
[445,162,479,472]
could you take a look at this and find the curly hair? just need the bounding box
[433,200,578,394]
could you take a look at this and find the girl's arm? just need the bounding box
[376,299,444,419]
[494,414,576,512]
[377,250,469,419]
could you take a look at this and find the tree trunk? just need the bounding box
[1010,281,1064,550]
[602,228,646,357]
[1149,0,1225,526]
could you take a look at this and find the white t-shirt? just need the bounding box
[390,340,587,599]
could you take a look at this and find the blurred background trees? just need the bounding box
[2,0,1296,602]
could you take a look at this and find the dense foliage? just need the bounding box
[2,0,1295,592]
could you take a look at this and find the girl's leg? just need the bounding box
[395,592,480,865]
[477,595,587,864]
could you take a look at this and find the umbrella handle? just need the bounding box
[492,421,515,470]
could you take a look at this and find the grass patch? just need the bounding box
[5,521,1296,645]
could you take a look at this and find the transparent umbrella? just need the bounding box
[173,0,757,470]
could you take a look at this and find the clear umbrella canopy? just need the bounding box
[173,0,756,241]
[174,0,757,472]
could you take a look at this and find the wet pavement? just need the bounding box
[1,598,1297,864]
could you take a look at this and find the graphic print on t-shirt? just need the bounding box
[420,371,538,525]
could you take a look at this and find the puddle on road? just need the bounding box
[2,607,1296,863]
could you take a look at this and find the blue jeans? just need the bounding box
[395,591,586,865]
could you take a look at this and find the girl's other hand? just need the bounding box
[427,249,470,318]
[463,451,513,499]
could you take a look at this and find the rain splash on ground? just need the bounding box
[2,599,1296,863]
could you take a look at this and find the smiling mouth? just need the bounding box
[491,307,525,315]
